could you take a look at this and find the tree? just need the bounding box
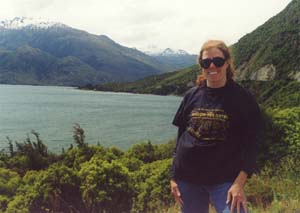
[73,123,88,149]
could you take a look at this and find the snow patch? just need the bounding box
[0,17,66,30]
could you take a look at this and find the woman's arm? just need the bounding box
[170,179,183,206]
[227,90,261,213]
[240,91,262,178]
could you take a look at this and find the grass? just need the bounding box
[246,156,300,212]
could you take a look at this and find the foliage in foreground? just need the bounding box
[0,124,175,213]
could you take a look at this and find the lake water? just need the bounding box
[0,84,182,152]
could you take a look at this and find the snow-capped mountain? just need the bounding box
[142,44,164,55]
[0,17,66,30]
[159,48,189,56]
[144,46,190,56]
[143,47,197,71]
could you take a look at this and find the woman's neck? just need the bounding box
[206,78,227,88]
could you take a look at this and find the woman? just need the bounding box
[170,40,261,213]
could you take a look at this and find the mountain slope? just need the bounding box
[232,0,300,81]
[0,44,105,85]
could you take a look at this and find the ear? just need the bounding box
[226,63,232,78]
[225,59,231,68]
[224,61,229,70]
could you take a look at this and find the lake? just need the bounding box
[0,84,182,152]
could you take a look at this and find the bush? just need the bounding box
[257,107,300,167]
[79,157,134,213]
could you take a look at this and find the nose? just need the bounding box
[209,61,216,68]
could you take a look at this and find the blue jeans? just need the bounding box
[177,180,246,213]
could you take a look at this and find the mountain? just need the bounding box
[0,17,169,86]
[144,48,197,71]
[232,0,300,81]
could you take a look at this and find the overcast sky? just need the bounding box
[0,0,292,54]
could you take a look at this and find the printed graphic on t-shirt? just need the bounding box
[187,108,229,143]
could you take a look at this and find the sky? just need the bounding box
[0,0,292,54]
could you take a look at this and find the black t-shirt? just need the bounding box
[171,79,261,184]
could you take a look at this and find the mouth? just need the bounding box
[208,71,218,75]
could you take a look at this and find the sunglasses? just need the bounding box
[200,57,226,69]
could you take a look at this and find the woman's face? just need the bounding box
[201,47,228,88]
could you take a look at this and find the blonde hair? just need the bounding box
[196,40,235,86]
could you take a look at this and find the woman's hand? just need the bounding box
[170,179,183,206]
[226,171,248,213]
[226,182,247,213]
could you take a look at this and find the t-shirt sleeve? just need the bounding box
[240,90,262,177]
[172,97,186,127]
[172,87,196,127]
